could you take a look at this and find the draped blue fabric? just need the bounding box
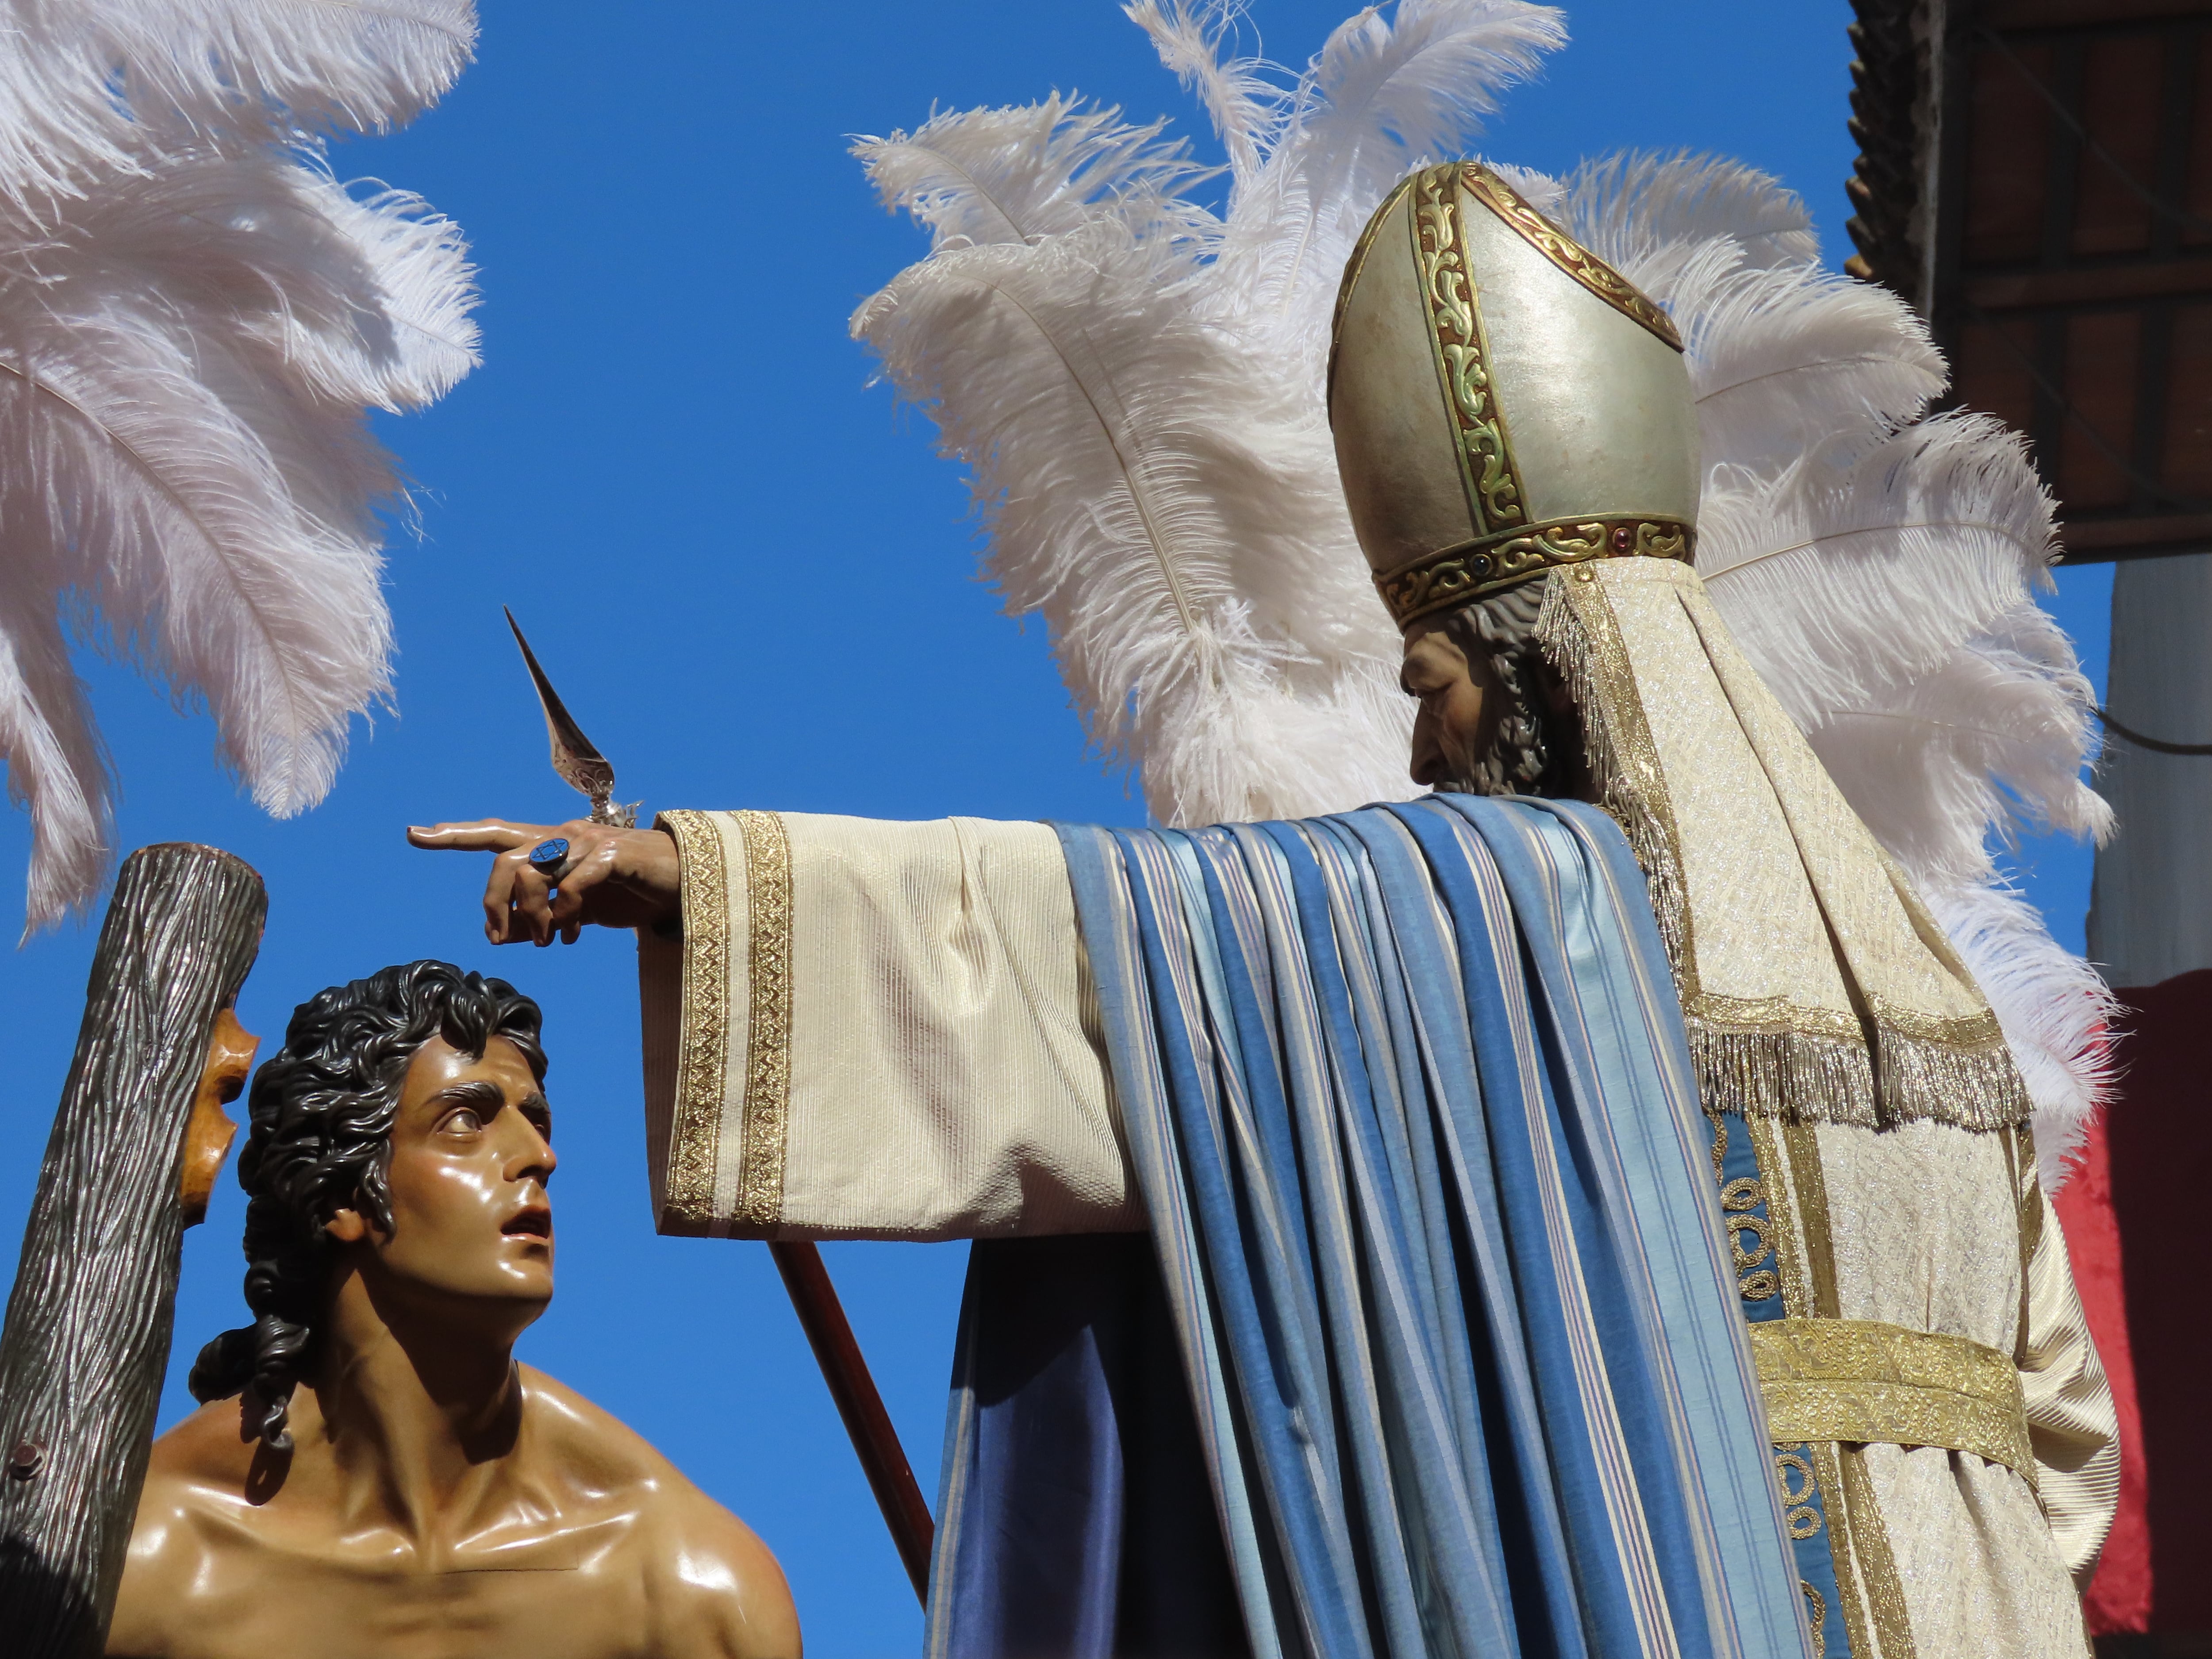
[926,1234,1253,1659]
[929,797,1808,1659]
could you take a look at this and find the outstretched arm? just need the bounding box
[410,809,1138,1243]
[407,818,680,945]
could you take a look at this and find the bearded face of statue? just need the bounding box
[326,1034,556,1329]
[1400,581,1578,798]
[1402,619,1503,791]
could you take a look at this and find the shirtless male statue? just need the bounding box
[107,960,799,1659]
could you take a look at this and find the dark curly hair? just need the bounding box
[1432,580,1575,795]
[188,962,547,1450]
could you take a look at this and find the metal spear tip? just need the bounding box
[503,609,637,828]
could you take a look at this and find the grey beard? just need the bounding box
[1427,744,1515,798]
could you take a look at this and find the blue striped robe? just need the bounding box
[927,797,1809,1659]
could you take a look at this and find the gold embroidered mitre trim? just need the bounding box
[1457,162,1683,350]
[1376,515,1694,626]
[1407,162,1528,538]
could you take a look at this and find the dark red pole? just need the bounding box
[768,1241,934,1605]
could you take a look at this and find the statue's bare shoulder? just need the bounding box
[519,1367,801,1659]
[107,1398,262,1656]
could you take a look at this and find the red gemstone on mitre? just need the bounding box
[1609,525,1634,552]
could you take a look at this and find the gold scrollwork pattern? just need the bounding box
[1774,1447,1822,1540]
[1800,1583,1828,1659]
[1715,1140,1782,1306]
[1458,162,1685,351]
[1751,1317,2036,1485]
[1409,164,1525,532]
[1375,515,1694,626]
[658,809,729,1229]
[733,808,793,1233]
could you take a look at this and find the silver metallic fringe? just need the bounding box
[1534,573,1690,968]
[1536,573,2034,1133]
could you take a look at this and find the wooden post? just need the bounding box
[0,845,266,1659]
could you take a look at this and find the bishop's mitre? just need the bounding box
[1328,162,1701,629]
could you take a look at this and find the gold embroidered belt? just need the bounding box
[1749,1317,2035,1490]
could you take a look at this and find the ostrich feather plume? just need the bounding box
[857,1,2113,1182]
[1613,173,2115,1178]
[0,3,477,926]
[856,0,1564,826]
[0,0,477,206]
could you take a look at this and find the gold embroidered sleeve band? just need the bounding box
[655,807,735,1234]
[634,810,1137,1241]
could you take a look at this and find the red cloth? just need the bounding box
[2069,969,2212,1633]
[2052,1108,2151,1634]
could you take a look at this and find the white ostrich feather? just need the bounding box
[1931,880,2118,1185]
[1561,150,1818,285]
[856,216,1406,826]
[1210,0,1566,373]
[98,0,476,138]
[0,7,476,926]
[0,1,476,205]
[283,172,478,409]
[1295,0,1564,208]
[1805,612,2111,887]
[857,1,1569,826]
[1123,2,1279,181]
[853,95,1215,252]
[1676,255,1945,472]
[1697,415,2058,722]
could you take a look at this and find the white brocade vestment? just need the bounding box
[635,798,2115,1659]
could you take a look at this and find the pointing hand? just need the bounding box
[407,819,680,946]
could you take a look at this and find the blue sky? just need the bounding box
[0,4,2113,1653]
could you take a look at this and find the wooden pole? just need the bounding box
[768,1241,935,1605]
[0,845,266,1659]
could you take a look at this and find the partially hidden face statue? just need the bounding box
[107,962,799,1659]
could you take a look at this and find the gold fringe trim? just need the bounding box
[1874,1023,2031,1130]
[1539,573,2034,1133]
[1688,1022,1876,1127]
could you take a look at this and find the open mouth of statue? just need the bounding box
[501,1208,552,1239]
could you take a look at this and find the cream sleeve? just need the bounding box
[2017,1179,2120,1587]
[636,808,1139,1242]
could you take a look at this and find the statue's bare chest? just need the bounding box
[128,1511,661,1659]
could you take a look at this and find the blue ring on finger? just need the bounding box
[528,837,572,884]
